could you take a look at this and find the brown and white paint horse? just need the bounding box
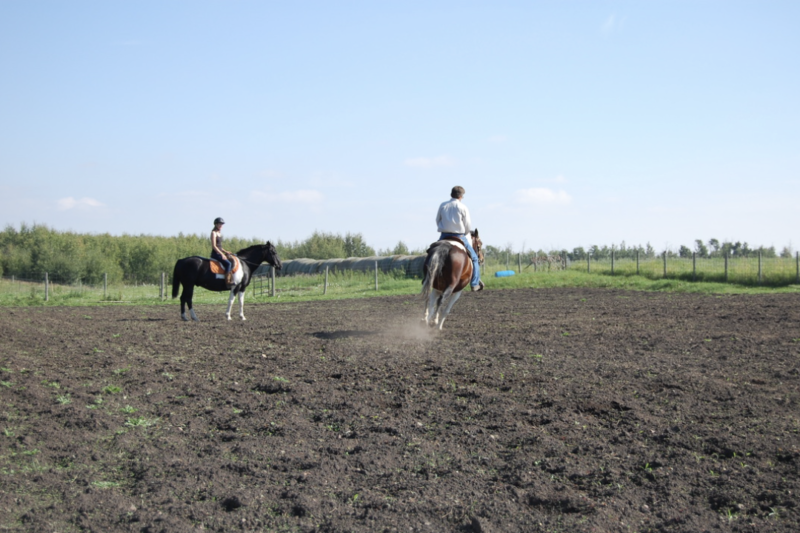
[421,229,483,330]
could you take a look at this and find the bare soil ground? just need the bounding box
[1,288,799,533]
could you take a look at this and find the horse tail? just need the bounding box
[421,242,451,299]
[171,260,182,299]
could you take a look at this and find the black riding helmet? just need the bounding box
[214,217,225,225]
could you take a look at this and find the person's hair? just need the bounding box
[451,186,465,199]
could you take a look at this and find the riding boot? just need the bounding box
[225,271,234,288]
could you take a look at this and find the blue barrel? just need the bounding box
[495,270,516,277]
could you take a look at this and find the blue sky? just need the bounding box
[1,1,798,254]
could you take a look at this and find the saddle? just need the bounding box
[209,255,241,275]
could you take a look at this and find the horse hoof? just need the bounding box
[181,316,189,322]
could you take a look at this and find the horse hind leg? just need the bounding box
[424,290,441,327]
[181,286,199,322]
[436,290,463,330]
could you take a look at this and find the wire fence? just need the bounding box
[2,251,798,305]
[573,251,800,286]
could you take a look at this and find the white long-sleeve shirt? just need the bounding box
[436,198,473,236]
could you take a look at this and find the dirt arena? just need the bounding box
[1,288,799,532]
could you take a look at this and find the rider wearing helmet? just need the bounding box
[211,217,233,287]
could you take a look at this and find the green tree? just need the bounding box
[391,241,410,255]
[570,247,586,261]
[694,239,709,258]
[344,232,375,257]
[708,238,720,256]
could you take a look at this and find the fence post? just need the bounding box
[45,272,49,301]
[663,251,667,279]
[517,253,521,273]
[692,252,696,282]
[636,250,640,275]
[375,261,379,290]
[724,252,729,282]
[324,266,329,295]
[587,253,590,273]
[758,251,763,285]
[104,273,108,299]
[611,249,615,276]
[270,265,276,297]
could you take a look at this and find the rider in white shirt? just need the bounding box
[436,186,484,291]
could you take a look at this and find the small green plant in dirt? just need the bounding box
[92,480,121,489]
[162,372,174,381]
[273,376,289,383]
[87,397,104,409]
[1,381,13,388]
[42,380,60,389]
[102,385,122,394]
[113,367,130,375]
[125,417,159,428]
[119,405,137,414]
[3,427,15,438]
[56,394,71,405]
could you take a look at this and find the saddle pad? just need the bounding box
[441,238,468,254]
[209,255,240,275]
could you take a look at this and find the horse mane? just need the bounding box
[235,243,266,256]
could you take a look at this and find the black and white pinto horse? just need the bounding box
[172,242,282,322]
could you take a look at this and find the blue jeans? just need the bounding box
[440,233,480,287]
[211,251,231,273]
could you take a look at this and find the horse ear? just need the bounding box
[474,228,479,237]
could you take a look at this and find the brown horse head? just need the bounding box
[471,228,484,266]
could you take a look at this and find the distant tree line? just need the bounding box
[483,239,793,263]
[0,224,424,284]
[0,224,792,283]
[568,239,790,261]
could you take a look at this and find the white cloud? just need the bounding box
[56,197,105,210]
[249,189,324,204]
[404,155,455,168]
[514,188,572,206]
